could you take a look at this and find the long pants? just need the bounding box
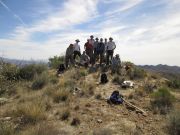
[74,51,81,60]
[86,49,94,65]
[106,50,114,65]
[96,53,104,65]
[65,55,74,68]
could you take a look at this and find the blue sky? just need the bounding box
[0,0,180,66]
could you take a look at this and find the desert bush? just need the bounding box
[61,109,70,121]
[13,101,46,124]
[1,63,19,81]
[129,67,146,80]
[168,78,180,89]
[0,76,16,96]
[31,73,48,90]
[0,121,15,135]
[52,89,70,103]
[48,55,65,69]
[112,75,125,85]
[151,87,175,114]
[167,110,180,135]
[71,117,80,126]
[143,82,157,93]
[18,64,47,80]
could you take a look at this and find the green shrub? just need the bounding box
[31,73,48,90]
[48,55,65,69]
[168,78,180,89]
[0,76,16,96]
[18,64,47,80]
[129,67,146,80]
[151,87,175,114]
[167,110,180,135]
[1,63,19,81]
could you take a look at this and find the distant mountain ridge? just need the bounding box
[0,57,47,66]
[139,64,180,75]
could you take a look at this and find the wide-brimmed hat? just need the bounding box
[75,39,80,42]
[90,35,94,38]
[109,37,113,40]
[95,37,99,40]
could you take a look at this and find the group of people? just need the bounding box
[65,35,121,72]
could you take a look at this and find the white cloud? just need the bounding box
[0,0,26,25]
[1,0,180,66]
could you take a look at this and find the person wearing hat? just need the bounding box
[89,35,95,46]
[65,44,75,68]
[96,38,105,65]
[106,37,116,65]
[73,39,81,60]
[111,54,121,74]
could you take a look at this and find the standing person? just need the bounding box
[73,39,81,60]
[65,44,74,68]
[96,38,105,66]
[104,38,108,53]
[93,37,99,63]
[111,54,121,74]
[84,39,93,65]
[89,35,95,47]
[106,37,116,65]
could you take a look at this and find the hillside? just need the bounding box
[0,63,180,135]
[139,64,180,75]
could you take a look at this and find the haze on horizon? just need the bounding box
[0,0,180,66]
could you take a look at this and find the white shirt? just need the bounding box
[107,41,116,50]
[73,43,80,52]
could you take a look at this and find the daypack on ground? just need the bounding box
[100,73,108,84]
[109,90,123,104]
[57,64,65,74]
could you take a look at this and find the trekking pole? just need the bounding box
[122,98,147,116]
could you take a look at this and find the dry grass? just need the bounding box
[20,122,61,135]
[13,101,46,124]
[52,89,71,103]
[61,108,71,121]
[0,121,15,135]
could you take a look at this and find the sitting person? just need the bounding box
[111,54,121,74]
[79,51,89,68]
[109,90,123,104]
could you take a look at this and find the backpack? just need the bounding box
[57,64,65,74]
[100,73,108,84]
[110,91,123,104]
